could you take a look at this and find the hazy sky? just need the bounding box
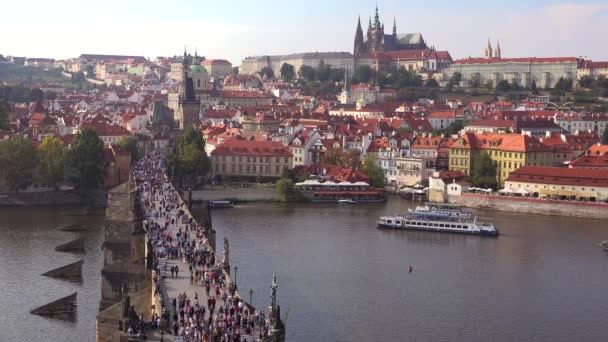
[3,0,607,65]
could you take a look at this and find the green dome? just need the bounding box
[190,64,208,74]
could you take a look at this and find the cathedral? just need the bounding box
[354,5,427,57]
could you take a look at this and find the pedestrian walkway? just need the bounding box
[134,149,269,342]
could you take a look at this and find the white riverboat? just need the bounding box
[377,212,499,237]
[409,203,473,219]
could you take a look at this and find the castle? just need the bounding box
[354,5,427,57]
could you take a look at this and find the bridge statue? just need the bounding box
[222,237,230,272]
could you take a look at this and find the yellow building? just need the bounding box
[448,133,552,184]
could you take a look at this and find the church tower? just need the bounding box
[175,48,201,130]
[494,40,502,59]
[354,16,365,56]
[484,39,493,59]
[393,17,397,38]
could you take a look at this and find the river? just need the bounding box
[192,198,608,342]
[1,199,607,342]
[0,206,104,342]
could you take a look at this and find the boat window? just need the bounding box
[439,224,445,228]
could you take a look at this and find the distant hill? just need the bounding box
[0,63,67,83]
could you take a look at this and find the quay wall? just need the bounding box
[0,190,106,207]
[191,188,280,203]
[448,193,608,220]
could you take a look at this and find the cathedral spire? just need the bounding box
[495,40,501,59]
[393,17,397,36]
[354,15,365,56]
[374,4,380,28]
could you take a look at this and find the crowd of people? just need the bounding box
[133,149,272,342]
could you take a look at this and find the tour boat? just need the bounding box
[338,199,358,204]
[208,200,234,209]
[600,241,608,251]
[409,203,473,219]
[377,212,499,237]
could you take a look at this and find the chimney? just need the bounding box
[545,131,551,138]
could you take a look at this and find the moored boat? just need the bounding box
[208,200,234,209]
[338,199,358,204]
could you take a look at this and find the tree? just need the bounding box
[116,136,139,162]
[602,129,608,145]
[354,65,373,83]
[86,65,96,78]
[280,63,295,82]
[510,79,520,91]
[554,77,573,92]
[298,65,316,82]
[0,99,8,130]
[316,60,331,82]
[231,67,239,75]
[276,178,296,202]
[258,67,275,80]
[471,153,498,190]
[29,88,44,102]
[44,91,57,101]
[329,68,345,83]
[167,127,211,186]
[484,80,494,90]
[425,78,439,88]
[578,76,594,89]
[496,80,511,92]
[67,127,104,194]
[362,156,384,188]
[446,121,464,135]
[37,136,66,190]
[531,80,539,95]
[0,54,6,62]
[470,73,481,89]
[0,136,36,192]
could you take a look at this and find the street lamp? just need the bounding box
[234,265,238,289]
[249,289,253,307]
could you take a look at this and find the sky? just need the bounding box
[2,0,607,65]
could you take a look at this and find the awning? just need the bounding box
[539,189,558,196]
[516,187,530,195]
[557,189,577,197]
[577,191,597,198]
[398,178,420,187]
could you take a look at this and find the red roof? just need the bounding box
[454,57,579,65]
[507,166,608,187]
[210,139,292,157]
[569,155,608,169]
[467,119,516,129]
[219,90,269,99]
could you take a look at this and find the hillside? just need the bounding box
[0,63,67,83]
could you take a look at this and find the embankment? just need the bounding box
[448,193,608,220]
[191,188,280,203]
[0,190,106,207]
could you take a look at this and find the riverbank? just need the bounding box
[191,188,280,203]
[0,190,106,207]
[448,193,608,219]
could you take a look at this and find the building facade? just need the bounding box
[210,139,293,179]
[240,52,354,77]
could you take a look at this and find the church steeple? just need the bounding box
[354,16,365,56]
[494,40,501,59]
[484,39,493,59]
[374,4,380,28]
[393,17,397,36]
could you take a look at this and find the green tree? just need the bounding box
[86,65,96,78]
[116,136,139,162]
[67,127,104,194]
[577,76,594,89]
[329,68,345,83]
[470,73,481,88]
[554,77,573,92]
[496,80,511,92]
[602,129,608,145]
[510,79,520,91]
[30,88,44,102]
[258,67,275,80]
[167,127,211,186]
[362,156,385,188]
[0,136,36,192]
[484,80,494,90]
[530,80,539,95]
[446,121,464,135]
[280,63,295,82]
[316,60,331,82]
[471,152,498,189]
[37,136,66,190]
[276,178,296,202]
[355,65,373,83]
[0,99,8,130]
[44,91,58,101]
[298,65,316,82]
[425,78,439,88]
[231,67,239,75]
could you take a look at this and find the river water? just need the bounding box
[0,206,104,342]
[192,198,608,342]
[1,199,607,342]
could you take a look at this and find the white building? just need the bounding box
[241,52,354,77]
[443,57,579,89]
